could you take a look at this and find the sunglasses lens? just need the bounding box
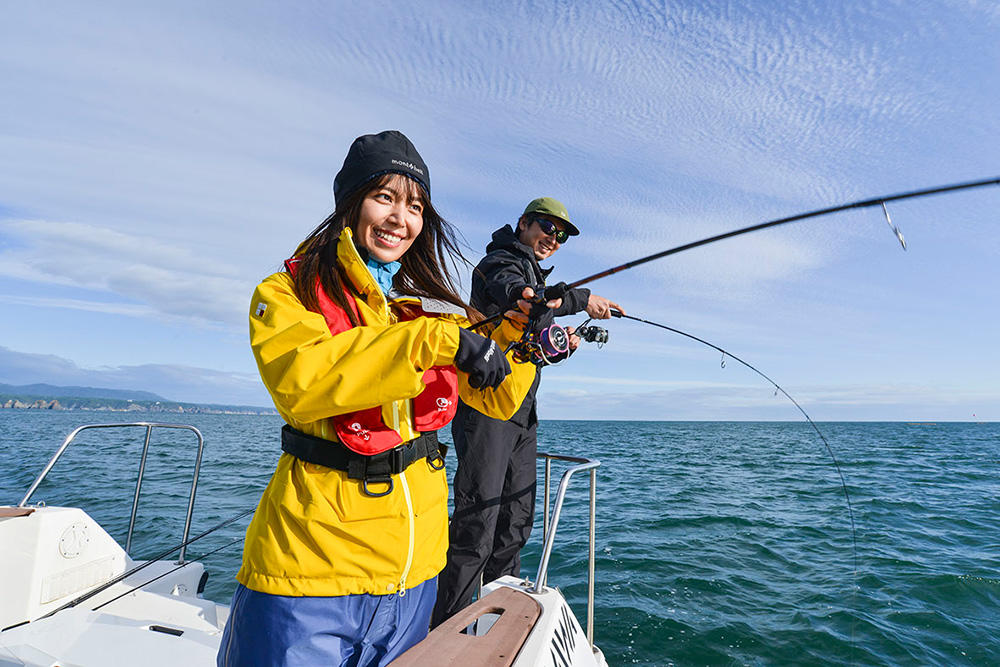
[536,217,568,243]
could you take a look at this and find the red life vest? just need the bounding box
[284,258,459,455]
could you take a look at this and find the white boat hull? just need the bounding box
[3,424,604,666]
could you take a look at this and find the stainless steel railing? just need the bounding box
[534,452,600,647]
[18,422,205,563]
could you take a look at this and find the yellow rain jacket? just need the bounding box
[238,227,536,597]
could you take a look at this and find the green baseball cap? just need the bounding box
[522,197,580,236]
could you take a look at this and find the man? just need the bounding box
[432,197,623,626]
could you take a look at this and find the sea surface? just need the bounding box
[2,412,998,666]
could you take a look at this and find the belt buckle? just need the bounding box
[389,444,407,474]
[361,445,405,497]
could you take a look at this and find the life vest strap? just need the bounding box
[280,425,446,496]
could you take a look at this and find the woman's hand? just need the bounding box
[455,328,511,389]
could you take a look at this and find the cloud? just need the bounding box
[536,381,1000,421]
[539,377,1000,422]
[569,211,830,303]
[0,294,158,318]
[2,2,991,315]
[0,345,269,406]
[0,1,996,422]
[0,219,251,327]
[543,374,737,389]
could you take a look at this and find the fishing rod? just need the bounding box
[91,535,246,612]
[609,309,857,571]
[471,176,1000,340]
[28,507,255,624]
[565,176,996,289]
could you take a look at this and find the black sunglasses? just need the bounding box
[532,216,569,244]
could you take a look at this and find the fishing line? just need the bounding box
[91,536,246,612]
[610,310,858,574]
[31,507,255,623]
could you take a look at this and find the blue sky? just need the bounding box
[1,1,997,419]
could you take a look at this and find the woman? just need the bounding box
[217,131,541,666]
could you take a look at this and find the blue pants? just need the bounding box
[217,577,437,667]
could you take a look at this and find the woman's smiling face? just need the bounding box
[354,174,425,263]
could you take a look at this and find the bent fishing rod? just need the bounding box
[471,176,1000,333]
[608,309,858,572]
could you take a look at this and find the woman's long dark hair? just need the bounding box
[291,173,481,326]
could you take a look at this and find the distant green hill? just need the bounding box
[0,383,166,402]
[0,383,275,415]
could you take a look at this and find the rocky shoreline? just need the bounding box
[1,396,275,415]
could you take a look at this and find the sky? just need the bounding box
[1,1,997,420]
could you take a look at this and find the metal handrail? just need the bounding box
[534,452,600,647]
[18,422,205,563]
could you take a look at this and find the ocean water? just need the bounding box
[2,412,998,666]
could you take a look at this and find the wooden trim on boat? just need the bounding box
[0,507,35,518]
[390,586,541,666]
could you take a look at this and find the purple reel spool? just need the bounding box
[537,324,569,363]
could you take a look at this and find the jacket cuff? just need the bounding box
[554,287,590,316]
[490,319,524,349]
[435,320,462,366]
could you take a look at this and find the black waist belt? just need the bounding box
[280,425,446,497]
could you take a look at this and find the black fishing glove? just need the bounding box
[543,281,569,302]
[455,328,511,389]
[523,282,568,319]
[509,283,563,333]
[529,307,555,335]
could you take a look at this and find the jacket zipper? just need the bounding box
[397,469,415,596]
[388,372,414,598]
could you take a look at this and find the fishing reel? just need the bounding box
[505,309,612,368]
[508,322,570,366]
[503,282,618,365]
[504,282,572,366]
[575,323,609,346]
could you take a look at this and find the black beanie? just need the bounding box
[332,130,430,206]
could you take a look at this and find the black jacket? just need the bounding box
[467,224,590,425]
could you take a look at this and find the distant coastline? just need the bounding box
[0,383,276,416]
